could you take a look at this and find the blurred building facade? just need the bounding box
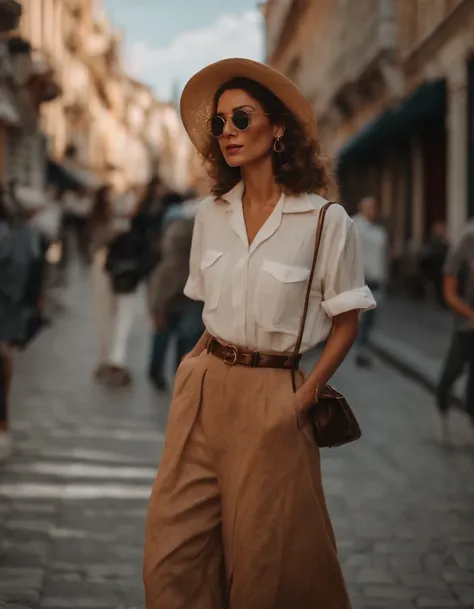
[0,0,60,206]
[265,0,474,260]
[0,0,22,179]
[5,0,191,195]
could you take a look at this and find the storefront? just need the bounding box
[335,79,447,295]
[336,79,446,246]
[0,0,21,181]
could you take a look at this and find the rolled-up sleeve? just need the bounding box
[183,205,204,301]
[321,217,376,318]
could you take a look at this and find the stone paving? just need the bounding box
[371,297,464,400]
[0,274,473,609]
[375,297,452,364]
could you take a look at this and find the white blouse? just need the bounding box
[184,181,376,354]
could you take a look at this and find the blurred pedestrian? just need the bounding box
[160,189,200,229]
[147,192,204,390]
[132,175,165,243]
[88,183,157,387]
[0,185,12,461]
[0,184,49,462]
[63,187,93,267]
[104,210,154,387]
[0,345,12,462]
[352,196,389,368]
[0,183,11,227]
[419,220,449,306]
[143,59,375,608]
[436,221,474,443]
[88,185,119,381]
[36,183,63,242]
[31,184,65,290]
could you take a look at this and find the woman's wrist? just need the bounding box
[313,382,322,403]
[303,374,325,399]
[296,379,319,411]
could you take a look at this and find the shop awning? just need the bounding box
[336,80,446,164]
[336,110,392,162]
[390,79,445,131]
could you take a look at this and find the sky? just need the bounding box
[103,0,264,102]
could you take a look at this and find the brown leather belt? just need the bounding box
[207,336,299,369]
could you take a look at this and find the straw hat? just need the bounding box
[180,58,317,154]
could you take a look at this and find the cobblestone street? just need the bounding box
[0,274,473,609]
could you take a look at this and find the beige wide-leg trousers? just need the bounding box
[143,351,351,609]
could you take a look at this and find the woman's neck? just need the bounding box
[241,156,280,208]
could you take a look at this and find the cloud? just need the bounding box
[127,9,263,100]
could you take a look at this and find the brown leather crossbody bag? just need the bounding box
[290,202,362,448]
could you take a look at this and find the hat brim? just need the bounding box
[180,58,317,155]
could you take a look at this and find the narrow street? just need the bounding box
[0,272,473,609]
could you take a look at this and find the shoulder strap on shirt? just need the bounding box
[291,202,335,389]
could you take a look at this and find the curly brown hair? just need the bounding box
[201,77,333,199]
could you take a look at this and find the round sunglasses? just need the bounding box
[208,109,269,138]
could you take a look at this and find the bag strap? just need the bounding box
[291,201,335,391]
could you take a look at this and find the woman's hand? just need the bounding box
[296,310,358,418]
[294,382,317,415]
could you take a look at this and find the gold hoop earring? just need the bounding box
[273,137,284,153]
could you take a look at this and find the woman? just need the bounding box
[88,185,119,382]
[143,59,376,608]
[90,185,150,387]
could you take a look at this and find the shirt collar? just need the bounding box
[221,181,244,210]
[221,181,322,214]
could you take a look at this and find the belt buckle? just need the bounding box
[223,345,238,365]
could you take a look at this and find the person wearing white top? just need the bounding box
[143,59,376,609]
[352,196,389,368]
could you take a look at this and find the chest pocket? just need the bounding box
[256,260,311,334]
[200,249,225,311]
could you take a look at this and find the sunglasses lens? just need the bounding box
[232,109,250,131]
[210,116,225,137]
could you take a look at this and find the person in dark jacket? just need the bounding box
[436,221,474,443]
[132,175,165,245]
[0,183,48,462]
[147,194,204,390]
[0,184,11,461]
[105,218,153,295]
[419,221,449,306]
